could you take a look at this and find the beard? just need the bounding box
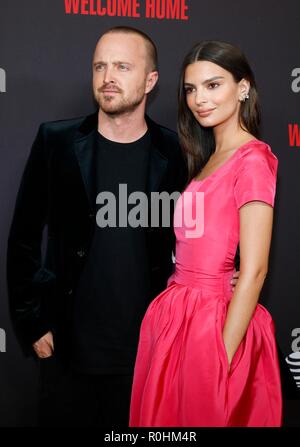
[95,85,145,116]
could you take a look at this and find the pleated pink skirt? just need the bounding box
[130,282,282,427]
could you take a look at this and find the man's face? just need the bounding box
[93,32,154,116]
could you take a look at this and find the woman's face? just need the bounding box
[184,60,249,129]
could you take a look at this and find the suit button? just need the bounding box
[76,250,85,257]
[68,289,73,295]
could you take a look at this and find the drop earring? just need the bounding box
[240,92,249,102]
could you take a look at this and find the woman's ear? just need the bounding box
[238,78,250,102]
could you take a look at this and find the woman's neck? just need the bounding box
[213,120,253,154]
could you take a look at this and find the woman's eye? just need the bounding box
[208,82,219,89]
[185,87,194,94]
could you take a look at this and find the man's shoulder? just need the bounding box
[147,117,187,187]
[147,116,177,138]
[158,125,180,148]
[146,116,180,151]
[156,122,178,140]
[39,114,91,136]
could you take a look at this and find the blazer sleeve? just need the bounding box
[7,124,55,351]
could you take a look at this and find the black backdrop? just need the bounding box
[0,0,299,427]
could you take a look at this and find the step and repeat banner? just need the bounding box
[1,0,300,426]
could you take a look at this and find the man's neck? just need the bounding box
[98,108,148,143]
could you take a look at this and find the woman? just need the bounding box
[130,41,282,427]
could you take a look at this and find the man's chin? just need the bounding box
[99,103,141,116]
[96,99,122,115]
[100,105,120,115]
[95,95,144,116]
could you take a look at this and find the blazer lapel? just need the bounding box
[146,115,169,194]
[73,113,98,211]
[146,146,168,194]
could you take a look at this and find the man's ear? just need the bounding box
[145,71,159,94]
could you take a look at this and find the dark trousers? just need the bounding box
[38,356,133,427]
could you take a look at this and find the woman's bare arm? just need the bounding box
[222,201,274,367]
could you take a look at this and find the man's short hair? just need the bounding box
[103,26,158,72]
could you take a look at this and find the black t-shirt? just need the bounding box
[71,130,151,374]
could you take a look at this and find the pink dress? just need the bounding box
[130,140,282,427]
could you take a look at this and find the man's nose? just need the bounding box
[103,66,115,84]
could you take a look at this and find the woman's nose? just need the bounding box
[195,88,207,106]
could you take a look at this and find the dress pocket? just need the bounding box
[219,330,230,374]
[229,338,245,376]
[216,302,230,375]
[218,326,245,377]
[216,301,245,377]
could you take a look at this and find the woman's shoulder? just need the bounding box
[238,139,278,163]
[233,139,278,208]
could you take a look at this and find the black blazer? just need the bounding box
[7,112,187,355]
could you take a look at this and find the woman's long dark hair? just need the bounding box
[178,41,261,181]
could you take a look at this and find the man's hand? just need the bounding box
[33,331,54,358]
[230,270,240,291]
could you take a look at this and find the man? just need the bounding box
[7,26,187,427]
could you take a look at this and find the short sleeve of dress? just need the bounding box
[234,143,278,209]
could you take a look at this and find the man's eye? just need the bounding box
[119,64,129,71]
[95,64,104,71]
